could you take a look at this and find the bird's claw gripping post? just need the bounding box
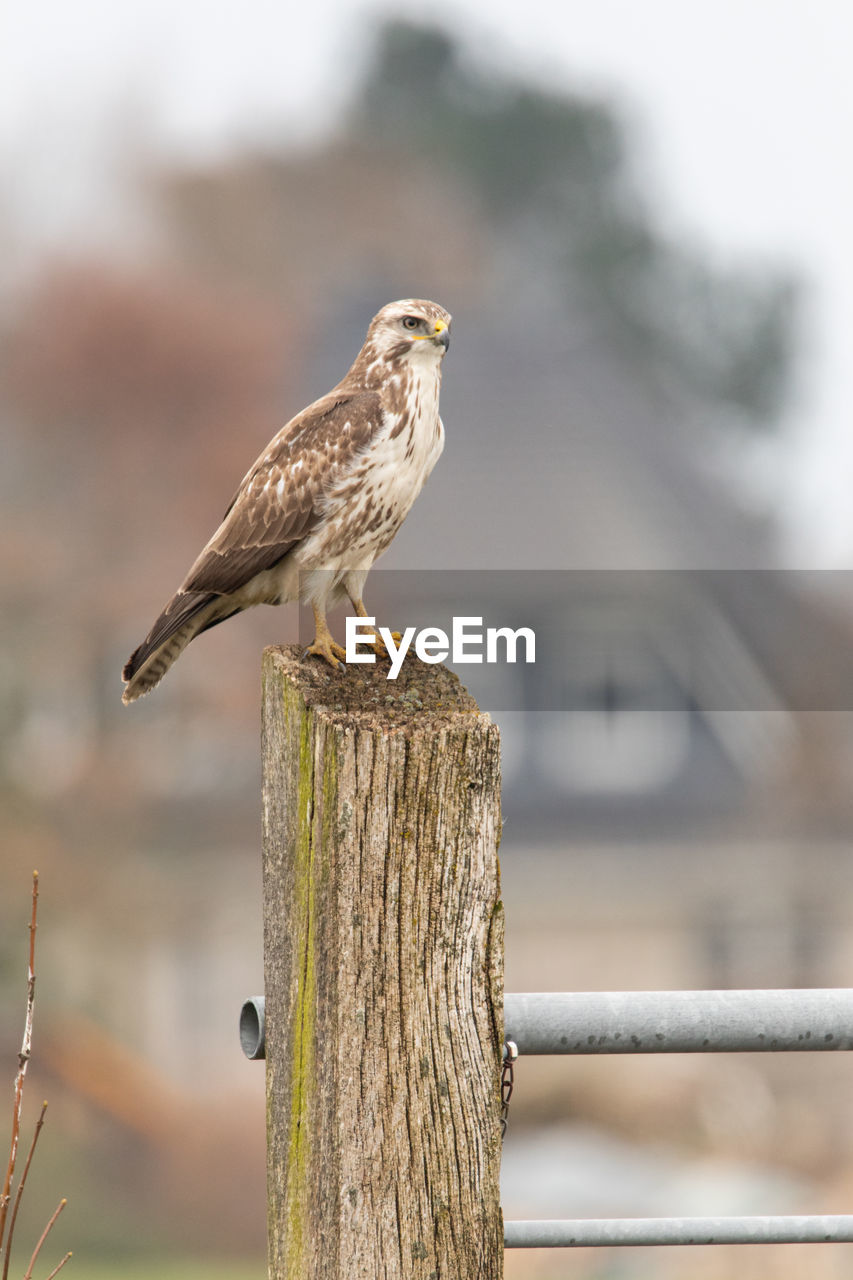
[302,604,348,671]
[301,640,347,673]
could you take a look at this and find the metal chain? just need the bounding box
[500,1039,518,1138]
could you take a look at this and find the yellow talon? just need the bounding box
[304,604,347,670]
[302,638,347,670]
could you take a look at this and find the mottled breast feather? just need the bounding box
[180,389,384,596]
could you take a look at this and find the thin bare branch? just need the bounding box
[22,1198,65,1280]
[0,871,39,1256]
[28,872,38,985]
[2,1101,47,1280]
[41,1250,72,1280]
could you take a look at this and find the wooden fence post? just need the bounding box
[261,644,504,1280]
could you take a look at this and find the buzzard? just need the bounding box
[121,298,451,703]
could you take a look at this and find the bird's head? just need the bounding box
[364,299,452,364]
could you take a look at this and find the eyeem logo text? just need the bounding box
[346,616,536,680]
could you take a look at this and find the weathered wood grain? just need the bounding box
[262,645,504,1279]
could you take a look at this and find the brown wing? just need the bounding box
[180,388,384,595]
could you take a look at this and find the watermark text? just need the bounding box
[346,616,535,679]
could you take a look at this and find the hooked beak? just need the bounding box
[434,323,450,352]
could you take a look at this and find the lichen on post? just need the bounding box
[261,644,504,1280]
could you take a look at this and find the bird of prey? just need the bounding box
[121,298,451,704]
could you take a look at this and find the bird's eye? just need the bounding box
[402,316,420,330]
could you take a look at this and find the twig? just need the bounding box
[0,871,39,1256]
[1,1101,47,1280]
[41,1252,72,1280]
[22,1198,65,1280]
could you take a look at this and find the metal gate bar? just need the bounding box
[505,1216,853,1248]
[503,989,853,1249]
[504,989,853,1054]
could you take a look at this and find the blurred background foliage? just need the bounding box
[355,22,798,424]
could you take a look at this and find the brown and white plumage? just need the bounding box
[122,298,451,703]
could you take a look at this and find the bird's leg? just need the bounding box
[350,597,402,659]
[302,602,347,671]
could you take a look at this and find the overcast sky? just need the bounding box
[3,0,852,565]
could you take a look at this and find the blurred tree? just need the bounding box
[0,261,289,756]
[151,18,798,427]
[355,20,799,426]
[357,22,624,219]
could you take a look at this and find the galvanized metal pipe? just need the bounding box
[504,1216,853,1247]
[504,989,853,1054]
[239,996,266,1060]
[242,989,853,1059]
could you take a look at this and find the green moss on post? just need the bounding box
[261,645,504,1280]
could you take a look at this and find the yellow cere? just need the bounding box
[412,320,448,341]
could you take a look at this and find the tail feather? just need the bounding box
[122,591,220,704]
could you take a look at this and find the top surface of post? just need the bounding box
[263,644,486,732]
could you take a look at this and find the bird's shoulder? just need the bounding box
[179,387,386,597]
[223,386,385,519]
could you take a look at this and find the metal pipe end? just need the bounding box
[240,996,266,1060]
